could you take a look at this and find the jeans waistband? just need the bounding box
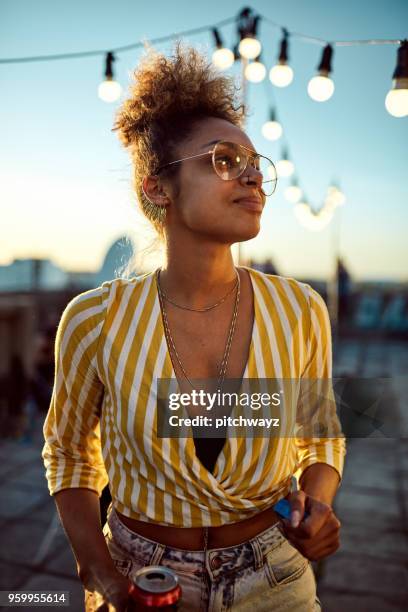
[107,507,287,579]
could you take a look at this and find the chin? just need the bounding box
[194,216,261,243]
[234,218,261,242]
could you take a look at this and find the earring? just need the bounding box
[142,186,167,224]
[144,198,167,224]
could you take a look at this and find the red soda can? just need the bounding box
[128,565,182,610]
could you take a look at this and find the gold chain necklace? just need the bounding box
[158,270,239,312]
[156,269,240,390]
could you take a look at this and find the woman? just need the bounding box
[43,44,345,611]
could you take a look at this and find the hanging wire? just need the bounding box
[334,39,402,46]
[260,14,402,47]
[0,11,403,65]
[0,16,236,64]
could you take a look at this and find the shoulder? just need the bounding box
[245,267,318,310]
[245,267,330,326]
[58,272,155,339]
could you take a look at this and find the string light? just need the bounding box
[308,44,335,102]
[276,148,295,177]
[237,8,262,59]
[269,29,294,87]
[98,52,122,103]
[284,176,302,203]
[262,107,283,140]
[294,201,334,231]
[326,184,346,208]
[1,10,401,118]
[245,55,266,82]
[211,28,235,70]
[385,39,408,117]
[239,36,262,60]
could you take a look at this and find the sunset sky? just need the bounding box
[1,0,407,281]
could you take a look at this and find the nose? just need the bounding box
[238,161,263,189]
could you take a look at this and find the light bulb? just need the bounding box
[294,203,311,226]
[294,203,333,231]
[295,202,310,214]
[269,64,294,87]
[262,120,283,140]
[276,159,295,178]
[239,37,262,60]
[245,60,266,83]
[98,78,122,103]
[326,186,346,207]
[284,185,302,203]
[308,75,334,102]
[212,47,235,70]
[385,84,408,117]
[385,41,408,117]
[308,45,335,102]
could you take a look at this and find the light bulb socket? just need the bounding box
[236,6,260,40]
[393,40,408,80]
[269,107,277,122]
[212,28,223,49]
[317,44,333,74]
[104,51,115,79]
[278,29,289,63]
[253,15,260,37]
[392,77,408,90]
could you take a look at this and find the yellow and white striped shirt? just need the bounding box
[42,267,345,527]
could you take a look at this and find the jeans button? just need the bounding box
[210,555,223,570]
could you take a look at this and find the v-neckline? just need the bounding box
[153,265,259,481]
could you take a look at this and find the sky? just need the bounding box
[1,0,407,281]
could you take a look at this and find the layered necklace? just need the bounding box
[156,268,240,390]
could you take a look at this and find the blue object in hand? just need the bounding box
[273,499,292,520]
[273,498,310,521]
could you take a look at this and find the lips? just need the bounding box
[233,196,263,212]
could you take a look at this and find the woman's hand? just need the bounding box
[283,490,341,561]
[80,564,133,611]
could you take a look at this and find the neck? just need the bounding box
[159,237,239,307]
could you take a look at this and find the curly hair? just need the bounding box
[113,42,244,237]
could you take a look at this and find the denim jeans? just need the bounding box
[86,507,322,611]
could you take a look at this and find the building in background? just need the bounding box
[0,258,67,291]
[0,235,137,293]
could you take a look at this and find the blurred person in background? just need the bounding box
[336,258,352,332]
[30,326,55,414]
[43,44,345,611]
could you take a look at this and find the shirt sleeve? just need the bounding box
[294,284,346,483]
[42,285,110,496]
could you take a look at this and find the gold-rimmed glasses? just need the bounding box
[156,140,278,196]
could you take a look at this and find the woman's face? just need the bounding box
[162,117,268,244]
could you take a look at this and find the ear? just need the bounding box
[142,175,170,206]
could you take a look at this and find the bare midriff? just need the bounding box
[115,504,282,551]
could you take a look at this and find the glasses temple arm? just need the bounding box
[158,150,213,171]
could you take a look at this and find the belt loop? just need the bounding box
[250,537,264,570]
[150,543,166,566]
[203,526,209,553]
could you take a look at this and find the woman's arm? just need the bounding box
[54,488,131,610]
[299,463,340,505]
[286,286,345,561]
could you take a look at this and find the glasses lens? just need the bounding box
[213,142,247,180]
[213,143,277,195]
[257,156,278,196]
